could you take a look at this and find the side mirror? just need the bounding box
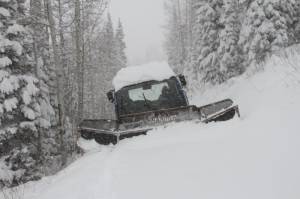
[178,74,187,87]
[107,90,115,103]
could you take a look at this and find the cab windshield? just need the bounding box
[116,77,187,116]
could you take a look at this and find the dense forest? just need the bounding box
[164,0,300,91]
[1,0,300,189]
[0,0,125,187]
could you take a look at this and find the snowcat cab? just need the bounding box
[113,76,188,118]
[79,64,240,145]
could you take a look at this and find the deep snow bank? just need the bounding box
[1,46,300,199]
[191,46,300,116]
[103,47,300,199]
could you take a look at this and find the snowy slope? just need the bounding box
[2,47,300,199]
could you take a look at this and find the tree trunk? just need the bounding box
[75,0,84,123]
[44,0,66,165]
[30,0,44,164]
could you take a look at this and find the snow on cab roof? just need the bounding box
[113,61,176,91]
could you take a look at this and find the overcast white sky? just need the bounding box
[109,0,167,66]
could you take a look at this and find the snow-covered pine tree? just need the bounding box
[239,0,294,66]
[30,0,72,177]
[0,0,45,186]
[282,0,300,44]
[115,19,127,68]
[165,0,300,89]
[191,0,224,84]
[218,0,243,79]
[30,0,56,130]
[296,1,300,43]
[293,1,300,43]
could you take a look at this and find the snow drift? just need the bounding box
[112,61,175,91]
[2,46,300,199]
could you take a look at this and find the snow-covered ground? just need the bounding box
[2,47,300,199]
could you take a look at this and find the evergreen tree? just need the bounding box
[283,0,300,44]
[115,19,127,68]
[191,0,224,84]
[0,0,45,186]
[165,0,300,88]
[239,0,292,65]
[30,0,55,129]
[218,0,243,79]
[296,2,300,42]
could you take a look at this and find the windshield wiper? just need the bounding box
[143,93,152,109]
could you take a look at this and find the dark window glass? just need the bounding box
[116,77,187,115]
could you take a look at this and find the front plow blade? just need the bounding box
[79,119,117,144]
[79,99,240,145]
[199,99,240,123]
[94,133,118,145]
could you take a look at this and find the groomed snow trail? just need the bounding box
[2,47,300,199]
